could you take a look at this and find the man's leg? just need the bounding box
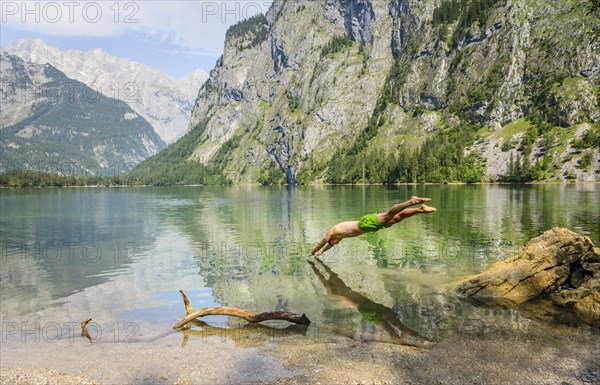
[378,196,431,223]
[391,204,436,223]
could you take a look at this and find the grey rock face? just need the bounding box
[185,0,599,182]
[390,0,418,57]
[325,0,376,46]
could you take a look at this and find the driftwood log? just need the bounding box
[172,289,310,329]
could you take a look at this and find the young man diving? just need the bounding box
[309,196,436,256]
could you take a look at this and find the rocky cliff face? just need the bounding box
[182,0,599,183]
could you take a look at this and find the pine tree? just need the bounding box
[507,152,515,181]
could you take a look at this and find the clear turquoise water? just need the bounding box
[1,185,598,382]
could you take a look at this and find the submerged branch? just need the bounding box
[173,289,310,329]
[80,318,92,343]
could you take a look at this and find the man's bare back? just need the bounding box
[309,196,436,256]
[328,221,364,238]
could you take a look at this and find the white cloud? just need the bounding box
[1,0,273,56]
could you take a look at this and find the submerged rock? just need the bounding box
[455,227,600,327]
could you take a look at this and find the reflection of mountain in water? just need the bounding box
[5,185,598,340]
[0,189,200,321]
[169,185,600,340]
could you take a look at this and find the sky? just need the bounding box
[0,0,274,78]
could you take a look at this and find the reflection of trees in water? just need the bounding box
[500,184,600,244]
[308,258,432,348]
[167,187,320,309]
[174,185,564,274]
[164,185,599,342]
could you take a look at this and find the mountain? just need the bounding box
[2,39,208,144]
[130,0,600,185]
[0,53,165,175]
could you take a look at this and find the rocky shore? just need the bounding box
[0,368,97,385]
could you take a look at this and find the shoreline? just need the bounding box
[3,322,598,385]
[1,180,600,189]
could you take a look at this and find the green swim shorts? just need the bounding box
[357,213,391,233]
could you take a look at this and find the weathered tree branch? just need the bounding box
[173,289,310,329]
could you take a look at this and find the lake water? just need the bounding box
[1,185,599,384]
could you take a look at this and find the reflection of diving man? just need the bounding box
[308,258,431,348]
[309,197,436,256]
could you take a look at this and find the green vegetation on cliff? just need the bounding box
[321,36,355,58]
[323,122,485,184]
[573,125,600,149]
[432,0,463,25]
[432,0,503,47]
[125,119,231,186]
[226,14,269,50]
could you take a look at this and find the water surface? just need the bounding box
[1,185,598,383]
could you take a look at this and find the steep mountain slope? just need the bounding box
[3,39,208,144]
[132,0,600,185]
[0,53,165,175]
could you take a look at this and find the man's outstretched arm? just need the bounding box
[309,235,330,256]
[314,241,335,256]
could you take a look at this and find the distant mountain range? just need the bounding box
[1,53,165,175]
[2,39,208,144]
